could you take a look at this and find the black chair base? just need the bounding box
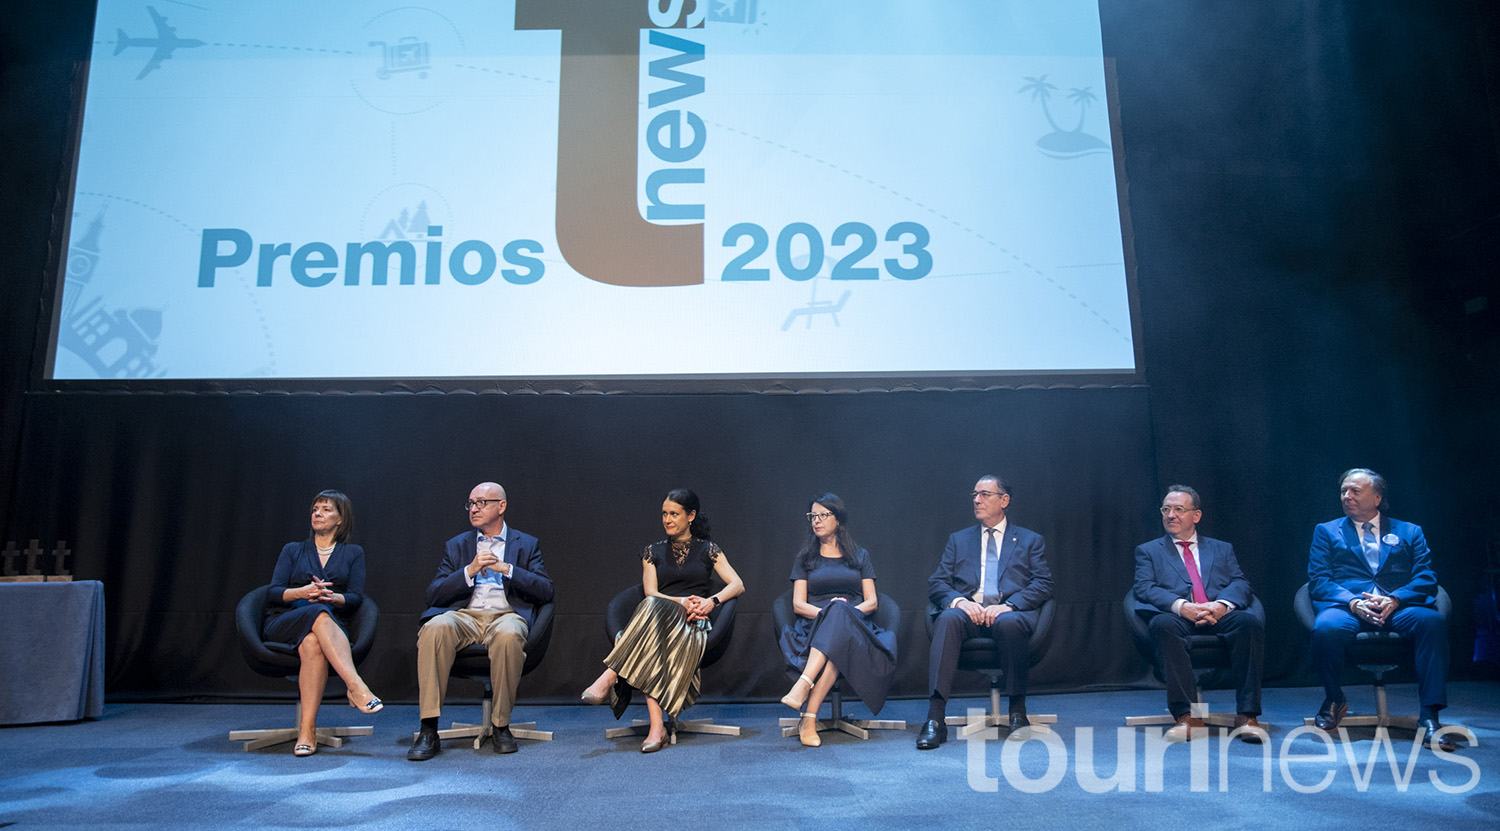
[230,700,373,751]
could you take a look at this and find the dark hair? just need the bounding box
[1339,468,1388,510]
[795,493,863,573]
[665,487,712,541]
[977,474,1012,497]
[311,489,354,544]
[1164,485,1201,510]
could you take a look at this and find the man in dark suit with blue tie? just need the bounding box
[1307,468,1453,750]
[407,482,553,760]
[918,475,1053,749]
[1132,485,1264,743]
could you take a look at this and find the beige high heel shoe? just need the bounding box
[798,713,821,747]
[781,674,814,710]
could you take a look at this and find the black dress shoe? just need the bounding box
[1313,699,1347,732]
[1418,718,1459,752]
[1008,712,1031,732]
[407,728,440,761]
[492,726,519,754]
[916,718,947,750]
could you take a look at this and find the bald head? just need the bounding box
[467,481,508,534]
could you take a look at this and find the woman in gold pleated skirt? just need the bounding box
[581,488,745,752]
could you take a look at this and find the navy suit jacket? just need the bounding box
[1132,535,1253,615]
[928,522,1052,617]
[1307,516,1437,613]
[421,526,553,626]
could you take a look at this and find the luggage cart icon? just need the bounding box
[369,37,430,80]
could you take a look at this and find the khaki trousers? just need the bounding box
[416,608,529,726]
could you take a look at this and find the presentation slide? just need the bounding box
[51,0,1136,381]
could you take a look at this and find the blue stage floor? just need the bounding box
[3,683,1499,830]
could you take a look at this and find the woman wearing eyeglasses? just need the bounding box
[262,489,383,757]
[580,488,745,752]
[777,493,896,747]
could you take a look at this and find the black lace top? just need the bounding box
[643,538,721,597]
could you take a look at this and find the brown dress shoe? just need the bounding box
[1164,714,1204,743]
[1231,714,1266,743]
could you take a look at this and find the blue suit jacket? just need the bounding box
[1132,535,1253,615]
[928,522,1052,617]
[1307,516,1437,612]
[421,526,553,626]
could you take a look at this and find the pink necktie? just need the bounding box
[1179,541,1208,604]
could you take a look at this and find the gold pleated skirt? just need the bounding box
[605,596,710,717]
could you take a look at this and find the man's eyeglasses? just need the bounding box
[465,499,503,511]
[1159,505,1197,516]
[806,511,834,522]
[971,490,1004,500]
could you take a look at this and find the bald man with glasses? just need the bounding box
[407,482,553,760]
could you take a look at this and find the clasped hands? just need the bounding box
[1178,600,1230,626]
[299,578,337,603]
[466,549,509,578]
[681,595,715,621]
[958,598,1015,625]
[1350,592,1399,626]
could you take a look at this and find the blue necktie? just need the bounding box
[1361,522,1381,572]
[982,528,1000,604]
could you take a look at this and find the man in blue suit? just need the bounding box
[1308,468,1452,750]
[918,475,1053,749]
[407,482,554,760]
[1132,485,1264,743]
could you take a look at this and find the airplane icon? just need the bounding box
[113,6,204,80]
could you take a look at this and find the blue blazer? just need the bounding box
[1308,516,1437,612]
[928,522,1052,616]
[1132,535,1253,615]
[421,526,554,627]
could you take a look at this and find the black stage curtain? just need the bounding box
[3,1,1497,702]
[10,387,1162,702]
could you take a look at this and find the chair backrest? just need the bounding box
[924,595,1057,665]
[236,585,290,677]
[772,589,901,636]
[1293,582,1450,630]
[450,598,554,679]
[236,584,380,679]
[523,599,555,675]
[1124,587,1263,671]
[606,583,738,669]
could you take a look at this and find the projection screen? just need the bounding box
[48,0,1137,384]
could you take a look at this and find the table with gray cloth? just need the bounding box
[0,581,105,724]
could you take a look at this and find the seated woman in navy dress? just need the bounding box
[580,488,746,753]
[262,489,383,756]
[778,493,896,747]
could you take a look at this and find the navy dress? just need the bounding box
[777,549,897,714]
[263,541,366,644]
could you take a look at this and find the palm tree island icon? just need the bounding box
[1019,75,1110,159]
